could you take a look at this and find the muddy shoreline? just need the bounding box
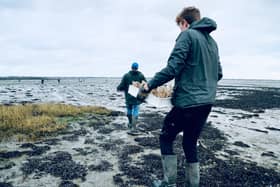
[0,87,280,186]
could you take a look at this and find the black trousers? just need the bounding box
[159,104,212,163]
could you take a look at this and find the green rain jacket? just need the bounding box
[117,70,146,105]
[148,17,223,108]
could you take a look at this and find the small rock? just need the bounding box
[233,141,250,148]
[261,151,277,158]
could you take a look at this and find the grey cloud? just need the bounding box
[0,0,279,79]
[0,0,32,9]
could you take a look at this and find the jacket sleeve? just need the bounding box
[117,74,127,91]
[216,47,223,81]
[148,31,191,90]
[218,59,223,81]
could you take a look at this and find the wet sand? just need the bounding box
[0,81,280,186]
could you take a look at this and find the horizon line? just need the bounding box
[0,76,280,81]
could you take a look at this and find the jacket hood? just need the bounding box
[189,17,217,33]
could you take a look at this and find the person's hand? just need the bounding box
[137,83,150,102]
[141,81,149,91]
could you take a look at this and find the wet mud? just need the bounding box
[0,87,280,186]
[112,115,280,187]
[110,88,280,186]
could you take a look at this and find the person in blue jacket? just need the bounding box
[117,62,146,133]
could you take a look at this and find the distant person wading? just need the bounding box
[117,62,146,134]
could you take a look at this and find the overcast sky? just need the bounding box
[0,0,279,79]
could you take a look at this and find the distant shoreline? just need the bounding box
[0,76,122,80]
[0,76,280,81]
